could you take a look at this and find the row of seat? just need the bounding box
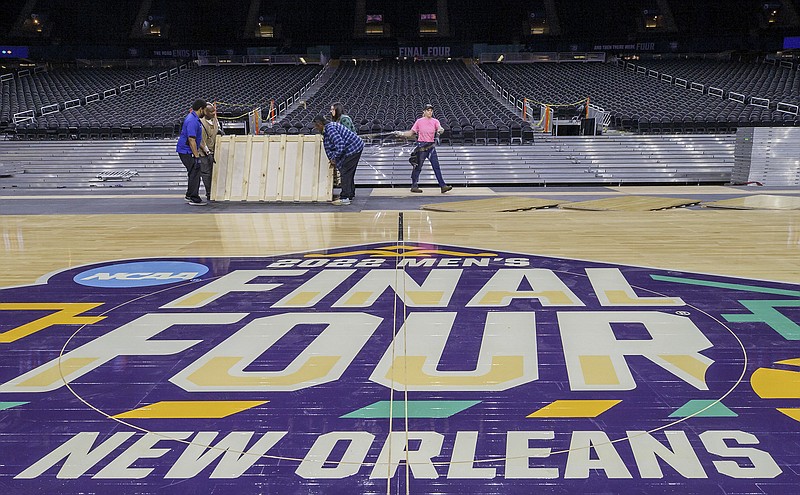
[4,64,323,138]
[1,67,160,126]
[480,61,796,134]
[624,58,800,107]
[4,58,799,141]
[269,60,531,138]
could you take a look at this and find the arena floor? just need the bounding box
[1,185,800,494]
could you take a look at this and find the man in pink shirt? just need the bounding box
[396,104,453,193]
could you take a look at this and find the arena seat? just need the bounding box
[480,61,787,134]
[629,59,800,108]
[276,60,532,142]
[2,64,322,139]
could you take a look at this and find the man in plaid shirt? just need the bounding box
[313,115,364,206]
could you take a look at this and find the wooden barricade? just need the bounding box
[211,134,333,202]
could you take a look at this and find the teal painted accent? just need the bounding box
[341,400,480,419]
[650,274,800,340]
[668,400,737,418]
[650,274,800,298]
[0,402,28,411]
[722,300,800,341]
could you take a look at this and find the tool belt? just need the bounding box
[408,142,435,167]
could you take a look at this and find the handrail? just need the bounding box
[478,52,606,63]
[630,60,799,115]
[198,55,323,66]
[41,103,60,115]
[3,63,188,124]
[472,62,523,118]
[729,92,746,103]
[13,110,35,124]
[776,102,799,115]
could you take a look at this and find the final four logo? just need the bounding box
[0,243,799,494]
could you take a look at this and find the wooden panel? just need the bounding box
[609,186,740,194]
[370,187,496,197]
[246,137,265,201]
[213,135,331,202]
[703,194,800,210]
[281,139,299,201]
[560,195,700,211]
[265,137,284,200]
[421,197,562,212]
[228,138,249,201]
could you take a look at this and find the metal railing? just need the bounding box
[623,59,799,115]
[7,61,196,124]
[472,63,524,119]
[198,55,323,66]
[478,52,606,64]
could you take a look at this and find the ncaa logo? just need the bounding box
[73,261,209,288]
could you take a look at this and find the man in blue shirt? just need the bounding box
[176,99,207,205]
[312,115,364,206]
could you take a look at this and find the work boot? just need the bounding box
[410,187,423,193]
[440,185,453,193]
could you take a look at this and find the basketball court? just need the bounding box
[1,186,800,494]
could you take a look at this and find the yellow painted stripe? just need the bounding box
[171,292,217,307]
[528,399,622,418]
[113,400,268,419]
[186,356,338,387]
[579,355,620,385]
[19,358,98,387]
[345,291,372,306]
[407,291,444,305]
[776,357,800,367]
[0,303,105,343]
[776,408,800,423]
[604,289,678,305]
[480,290,575,305]
[285,291,320,306]
[659,354,710,383]
[385,355,523,386]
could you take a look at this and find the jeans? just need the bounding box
[179,153,202,200]
[338,151,361,200]
[410,143,445,187]
[200,155,214,199]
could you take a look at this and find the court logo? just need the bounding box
[73,261,209,288]
[1,243,799,494]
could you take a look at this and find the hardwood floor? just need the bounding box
[2,208,799,287]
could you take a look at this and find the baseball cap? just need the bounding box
[423,103,434,110]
